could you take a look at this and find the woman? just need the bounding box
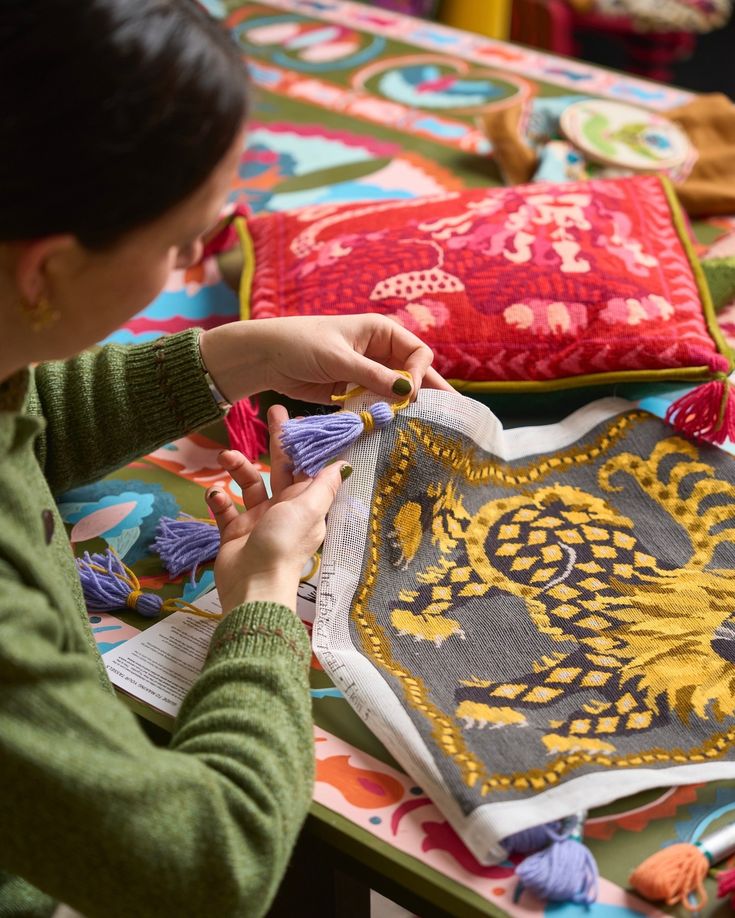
[0,2,447,915]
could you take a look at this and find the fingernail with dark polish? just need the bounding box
[340,464,353,481]
[207,489,220,501]
[392,377,412,395]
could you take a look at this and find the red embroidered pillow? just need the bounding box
[236,175,734,441]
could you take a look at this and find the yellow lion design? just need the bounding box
[385,430,735,758]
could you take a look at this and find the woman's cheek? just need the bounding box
[136,253,178,307]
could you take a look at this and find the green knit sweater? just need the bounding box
[0,330,314,918]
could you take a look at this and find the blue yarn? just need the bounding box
[151,515,220,581]
[516,829,599,905]
[503,822,562,854]
[76,550,162,619]
[280,402,394,477]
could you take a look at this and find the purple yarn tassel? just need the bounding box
[152,515,220,581]
[502,822,562,854]
[280,402,394,477]
[514,821,599,905]
[76,550,162,619]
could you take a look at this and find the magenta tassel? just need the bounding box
[225,396,269,460]
[280,402,394,477]
[201,202,250,259]
[665,377,735,445]
[515,822,599,905]
[151,515,220,581]
[76,550,162,618]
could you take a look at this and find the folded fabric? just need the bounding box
[314,390,735,863]
[667,94,735,217]
[237,174,733,441]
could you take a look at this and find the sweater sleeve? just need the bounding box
[0,567,314,918]
[27,329,223,495]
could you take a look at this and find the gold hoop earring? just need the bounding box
[20,295,60,332]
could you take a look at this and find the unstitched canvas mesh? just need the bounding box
[314,392,735,863]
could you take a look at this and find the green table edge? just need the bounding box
[122,689,506,916]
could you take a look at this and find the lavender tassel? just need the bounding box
[151,515,220,581]
[515,821,599,905]
[503,822,563,854]
[76,550,163,619]
[280,402,394,477]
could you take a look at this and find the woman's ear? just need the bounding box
[13,235,76,306]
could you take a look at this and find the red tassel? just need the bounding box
[201,203,250,260]
[718,866,735,907]
[225,397,268,460]
[665,377,735,445]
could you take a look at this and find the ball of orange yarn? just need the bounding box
[630,844,709,911]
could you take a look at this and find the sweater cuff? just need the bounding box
[206,602,312,668]
[124,329,224,441]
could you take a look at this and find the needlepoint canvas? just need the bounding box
[313,392,735,862]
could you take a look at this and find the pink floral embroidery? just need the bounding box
[600,295,674,326]
[393,298,450,334]
[503,300,588,335]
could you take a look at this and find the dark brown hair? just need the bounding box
[0,0,248,247]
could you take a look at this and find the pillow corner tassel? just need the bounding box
[665,373,735,445]
[717,862,735,907]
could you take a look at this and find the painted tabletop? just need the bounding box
[77,2,735,915]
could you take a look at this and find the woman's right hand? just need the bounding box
[206,405,351,615]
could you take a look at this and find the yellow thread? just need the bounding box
[407,412,646,487]
[81,553,220,621]
[126,590,143,610]
[359,410,375,432]
[162,598,222,621]
[331,369,413,415]
[300,552,321,584]
[235,217,256,322]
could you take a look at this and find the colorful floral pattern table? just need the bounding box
[74,2,735,915]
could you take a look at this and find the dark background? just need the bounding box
[579,14,735,98]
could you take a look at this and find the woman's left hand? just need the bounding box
[198,314,452,405]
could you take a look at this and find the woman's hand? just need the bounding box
[198,314,452,406]
[206,405,349,615]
